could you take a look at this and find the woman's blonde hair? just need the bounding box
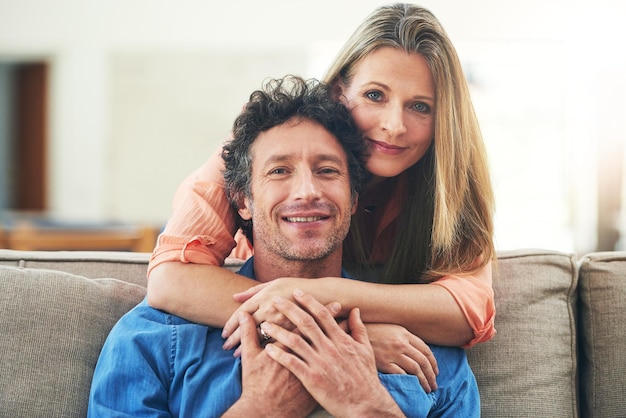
[324,3,495,283]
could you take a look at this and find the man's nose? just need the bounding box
[292,171,322,201]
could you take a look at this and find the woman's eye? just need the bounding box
[413,102,431,113]
[365,91,383,101]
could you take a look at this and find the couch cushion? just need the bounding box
[467,249,579,417]
[578,251,626,418]
[0,265,146,418]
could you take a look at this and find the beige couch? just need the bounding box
[0,248,624,417]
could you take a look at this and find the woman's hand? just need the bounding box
[364,323,439,392]
[222,278,315,351]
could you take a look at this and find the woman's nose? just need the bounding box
[380,104,407,136]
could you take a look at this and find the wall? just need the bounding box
[0,65,15,210]
[0,0,625,252]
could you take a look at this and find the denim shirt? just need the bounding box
[88,258,479,417]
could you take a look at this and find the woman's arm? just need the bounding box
[222,277,470,347]
[315,278,474,346]
[222,260,494,348]
[147,262,255,327]
[150,250,493,351]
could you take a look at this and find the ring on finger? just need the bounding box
[258,322,271,341]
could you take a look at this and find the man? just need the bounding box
[88,76,479,417]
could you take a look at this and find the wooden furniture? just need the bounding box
[2,223,159,253]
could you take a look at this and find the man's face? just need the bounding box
[238,117,357,262]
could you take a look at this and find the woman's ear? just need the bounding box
[331,81,347,105]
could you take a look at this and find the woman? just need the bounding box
[147,3,495,390]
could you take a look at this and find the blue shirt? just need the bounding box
[88,258,479,417]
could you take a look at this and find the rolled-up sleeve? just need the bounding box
[431,261,496,348]
[148,148,252,275]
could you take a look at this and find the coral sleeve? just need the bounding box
[148,147,253,275]
[431,268,496,348]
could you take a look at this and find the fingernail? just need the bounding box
[273,296,283,304]
[293,289,303,297]
[329,302,340,313]
[261,321,271,331]
[221,330,229,338]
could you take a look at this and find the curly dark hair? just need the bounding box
[222,75,369,241]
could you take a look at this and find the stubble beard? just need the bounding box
[250,202,351,263]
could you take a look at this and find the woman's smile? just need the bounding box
[367,138,406,156]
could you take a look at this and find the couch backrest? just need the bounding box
[0,263,146,417]
[0,250,151,286]
[578,251,626,418]
[467,249,579,417]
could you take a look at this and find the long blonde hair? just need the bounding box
[324,3,495,283]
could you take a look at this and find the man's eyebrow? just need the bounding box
[316,154,347,166]
[261,153,347,167]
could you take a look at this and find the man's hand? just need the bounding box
[261,290,406,418]
[223,311,317,418]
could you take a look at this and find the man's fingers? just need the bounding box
[238,312,261,361]
[289,290,344,340]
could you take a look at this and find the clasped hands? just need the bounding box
[227,289,406,418]
[221,279,439,393]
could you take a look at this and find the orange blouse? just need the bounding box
[149,147,496,347]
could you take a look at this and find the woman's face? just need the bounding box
[338,47,435,178]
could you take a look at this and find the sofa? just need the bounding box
[0,248,624,417]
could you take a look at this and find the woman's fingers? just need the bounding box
[410,336,439,377]
[223,302,257,341]
[232,282,269,303]
[366,322,439,392]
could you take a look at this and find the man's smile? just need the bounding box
[284,216,327,223]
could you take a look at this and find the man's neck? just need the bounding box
[252,249,343,283]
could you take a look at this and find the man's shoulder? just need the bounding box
[118,298,206,328]
[235,257,255,279]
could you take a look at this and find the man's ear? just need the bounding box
[238,196,252,220]
[351,195,358,215]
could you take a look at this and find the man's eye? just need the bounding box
[318,167,340,175]
[269,168,287,175]
[365,91,383,101]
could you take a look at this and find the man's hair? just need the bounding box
[222,75,369,240]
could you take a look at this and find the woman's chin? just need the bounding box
[366,160,405,178]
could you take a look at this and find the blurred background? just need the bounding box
[0,0,625,254]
